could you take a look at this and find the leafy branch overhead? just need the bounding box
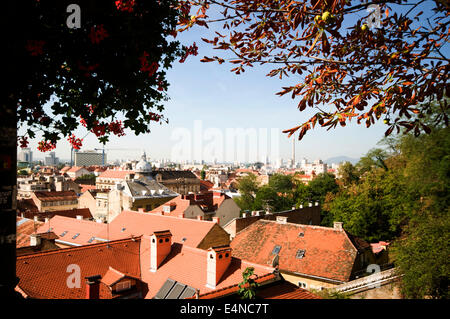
[8,0,192,151]
[177,0,449,139]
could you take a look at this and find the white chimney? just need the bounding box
[334,222,343,231]
[276,216,288,224]
[76,215,83,220]
[206,246,232,289]
[150,230,172,272]
[30,233,41,246]
[241,213,247,218]
[309,202,312,207]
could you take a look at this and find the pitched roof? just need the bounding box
[230,220,362,283]
[16,238,141,299]
[33,190,78,202]
[80,184,97,193]
[139,240,275,299]
[36,215,107,246]
[98,169,134,180]
[17,198,39,214]
[95,210,219,248]
[16,217,43,248]
[254,280,322,299]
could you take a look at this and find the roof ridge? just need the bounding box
[16,236,142,259]
[260,219,344,232]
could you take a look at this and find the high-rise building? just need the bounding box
[18,148,33,163]
[44,152,59,166]
[74,150,105,166]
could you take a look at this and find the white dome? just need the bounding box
[135,152,152,173]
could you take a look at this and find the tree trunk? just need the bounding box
[0,102,20,298]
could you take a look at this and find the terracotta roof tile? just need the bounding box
[98,169,134,179]
[95,210,219,248]
[37,215,107,246]
[231,220,360,282]
[16,217,43,248]
[139,240,275,299]
[16,238,141,299]
[33,190,78,202]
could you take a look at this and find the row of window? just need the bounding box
[42,200,77,207]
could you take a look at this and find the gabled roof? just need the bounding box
[95,210,219,248]
[37,215,107,246]
[101,266,140,287]
[230,220,363,283]
[16,238,141,299]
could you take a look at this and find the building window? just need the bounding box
[298,282,307,289]
[296,249,306,259]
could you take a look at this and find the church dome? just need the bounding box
[135,152,152,173]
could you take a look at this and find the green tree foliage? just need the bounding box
[234,174,259,211]
[392,211,450,299]
[200,169,206,180]
[8,0,188,149]
[238,267,259,299]
[337,161,360,187]
[323,124,449,298]
[268,174,294,194]
[356,148,390,174]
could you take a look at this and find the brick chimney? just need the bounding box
[85,275,102,299]
[150,230,172,272]
[206,245,232,289]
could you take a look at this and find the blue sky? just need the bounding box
[22,1,444,163]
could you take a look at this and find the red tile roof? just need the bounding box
[231,220,364,283]
[37,215,107,246]
[16,238,141,298]
[254,280,322,299]
[95,210,220,248]
[139,239,275,299]
[80,184,97,193]
[33,190,78,202]
[98,169,134,180]
[16,217,43,248]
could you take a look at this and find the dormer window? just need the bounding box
[296,249,306,259]
[272,245,281,255]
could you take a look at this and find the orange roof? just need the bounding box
[139,239,275,299]
[33,190,78,202]
[95,210,219,248]
[16,217,43,248]
[98,169,134,180]
[231,220,364,283]
[80,184,97,193]
[254,280,322,299]
[16,238,141,299]
[37,215,107,246]
[66,166,86,173]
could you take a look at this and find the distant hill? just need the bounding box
[325,156,359,165]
